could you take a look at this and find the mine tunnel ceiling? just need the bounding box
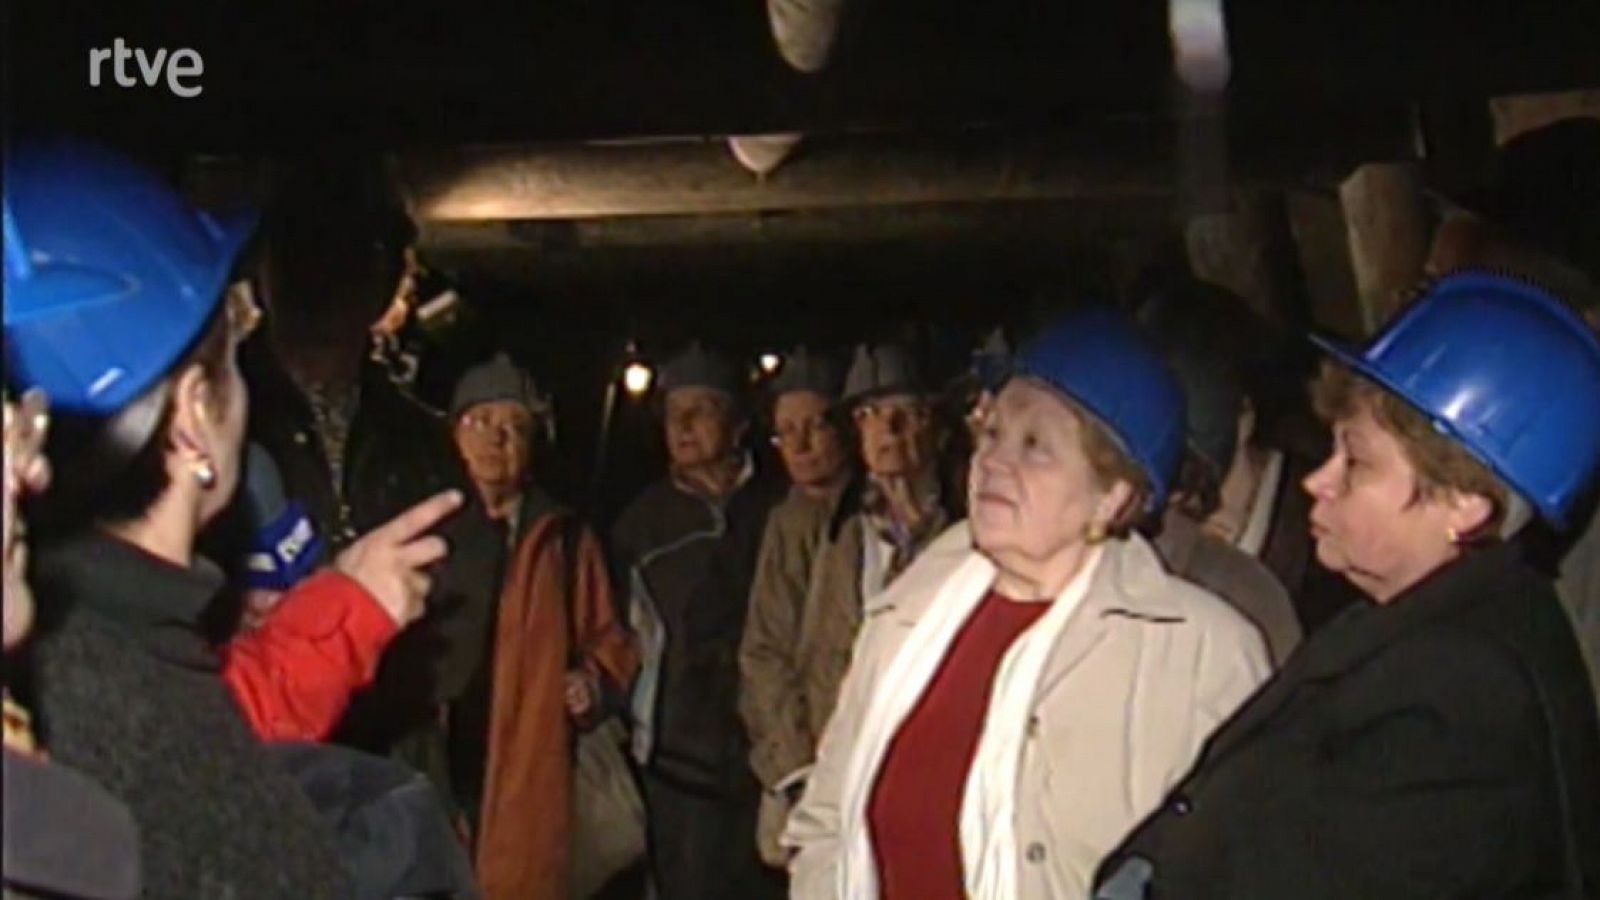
[183,106,1410,228]
[18,0,1594,315]
[12,0,1598,151]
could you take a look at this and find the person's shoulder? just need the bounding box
[1112,533,1264,636]
[1194,532,1290,600]
[1347,624,1544,734]
[28,616,176,754]
[862,521,976,618]
[1353,565,1552,711]
[1438,551,1582,675]
[1165,575,1271,648]
[30,611,128,671]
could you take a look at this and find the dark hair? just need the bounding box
[1170,448,1224,521]
[38,302,235,531]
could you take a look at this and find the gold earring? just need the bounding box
[1086,521,1108,545]
[194,460,217,490]
[1446,526,1460,544]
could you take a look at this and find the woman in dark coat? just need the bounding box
[1097,272,1600,899]
[4,141,457,900]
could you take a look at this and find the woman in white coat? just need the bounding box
[783,307,1270,900]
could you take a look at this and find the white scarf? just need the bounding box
[835,543,1105,899]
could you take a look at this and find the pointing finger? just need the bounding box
[374,490,463,543]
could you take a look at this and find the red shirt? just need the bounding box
[868,590,1049,900]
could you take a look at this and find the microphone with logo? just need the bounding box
[238,443,326,629]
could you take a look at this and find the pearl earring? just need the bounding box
[194,460,217,490]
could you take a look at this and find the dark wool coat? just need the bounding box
[28,532,349,900]
[611,471,787,798]
[1099,541,1600,899]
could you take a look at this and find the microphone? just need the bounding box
[240,443,325,591]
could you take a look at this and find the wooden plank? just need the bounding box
[1339,163,1432,333]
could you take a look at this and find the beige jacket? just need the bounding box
[793,514,869,744]
[1152,510,1302,667]
[784,522,1270,900]
[739,488,840,791]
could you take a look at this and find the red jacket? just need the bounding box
[222,571,398,742]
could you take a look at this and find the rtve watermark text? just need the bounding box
[89,38,204,98]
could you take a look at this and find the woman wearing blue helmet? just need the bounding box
[784,307,1269,900]
[1098,272,1600,898]
[3,140,466,899]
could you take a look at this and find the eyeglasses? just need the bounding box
[458,411,533,440]
[769,416,837,449]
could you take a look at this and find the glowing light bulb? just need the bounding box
[759,353,783,375]
[623,362,654,397]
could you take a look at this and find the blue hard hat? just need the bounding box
[3,139,258,416]
[1311,271,1600,529]
[1009,307,1187,512]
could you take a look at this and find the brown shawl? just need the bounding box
[475,512,639,900]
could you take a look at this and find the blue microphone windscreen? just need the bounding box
[243,442,290,530]
[240,444,324,590]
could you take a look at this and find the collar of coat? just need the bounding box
[785,477,849,512]
[828,467,961,542]
[505,484,564,542]
[33,529,226,671]
[1194,540,1532,769]
[1290,540,1524,680]
[865,520,1193,628]
[669,452,755,505]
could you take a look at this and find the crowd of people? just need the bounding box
[4,116,1600,900]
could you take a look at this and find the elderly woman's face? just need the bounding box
[772,390,848,489]
[454,399,534,490]
[1302,403,1475,602]
[968,379,1120,563]
[665,387,740,471]
[854,393,937,478]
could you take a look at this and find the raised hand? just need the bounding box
[334,490,463,627]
